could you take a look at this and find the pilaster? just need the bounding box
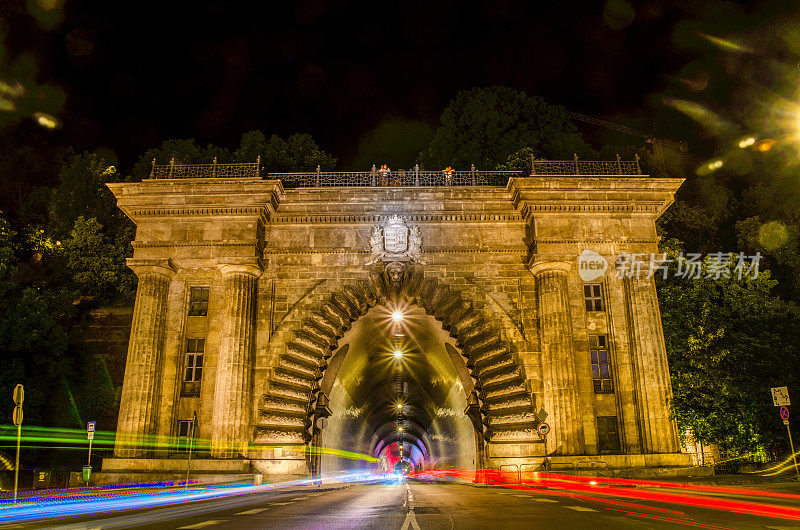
[114,259,175,457]
[531,261,584,455]
[210,261,261,458]
[624,274,680,453]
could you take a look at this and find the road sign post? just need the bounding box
[537,422,550,471]
[185,411,197,492]
[86,421,95,487]
[12,384,23,504]
[773,388,799,477]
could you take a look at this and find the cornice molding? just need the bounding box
[268,213,522,224]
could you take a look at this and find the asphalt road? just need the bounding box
[14,478,800,529]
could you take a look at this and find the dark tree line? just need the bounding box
[0,86,797,463]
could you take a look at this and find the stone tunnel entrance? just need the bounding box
[102,162,691,484]
[317,304,479,477]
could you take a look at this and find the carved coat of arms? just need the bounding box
[367,215,424,264]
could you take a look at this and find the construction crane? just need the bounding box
[567,111,687,177]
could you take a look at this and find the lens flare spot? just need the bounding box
[33,112,60,129]
[698,32,753,53]
[754,138,776,152]
[759,221,789,251]
[738,137,756,148]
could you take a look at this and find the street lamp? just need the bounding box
[392,311,403,323]
[396,403,403,410]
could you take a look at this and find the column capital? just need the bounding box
[126,258,175,279]
[529,260,572,276]
[216,258,263,278]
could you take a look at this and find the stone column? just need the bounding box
[624,275,680,453]
[532,262,584,455]
[115,259,174,457]
[210,263,260,458]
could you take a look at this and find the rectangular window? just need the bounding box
[589,335,613,393]
[597,416,621,452]
[184,338,205,383]
[188,287,209,316]
[177,419,194,451]
[584,283,604,311]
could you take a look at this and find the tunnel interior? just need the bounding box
[319,304,479,476]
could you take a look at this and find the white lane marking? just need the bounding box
[534,498,558,503]
[178,521,227,529]
[401,510,422,530]
[235,508,268,515]
[401,482,422,530]
[566,506,597,512]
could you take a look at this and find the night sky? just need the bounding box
[1,0,797,170]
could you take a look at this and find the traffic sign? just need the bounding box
[87,421,95,433]
[12,384,23,405]
[87,432,94,440]
[537,422,550,437]
[781,407,790,421]
[772,386,791,406]
[12,405,22,426]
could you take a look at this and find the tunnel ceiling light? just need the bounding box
[398,426,404,432]
[393,350,403,359]
[396,403,404,409]
[392,311,404,322]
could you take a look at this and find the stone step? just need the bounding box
[469,337,504,359]
[271,371,315,393]
[453,314,483,340]
[444,302,472,329]
[293,328,329,352]
[331,293,358,320]
[488,412,538,429]
[321,301,349,328]
[482,369,523,391]
[285,344,324,370]
[464,329,499,352]
[264,385,308,406]
[258,411,307,429]
[489,428,539,444]
[278,358,321,381]
[469,346,508,369]
[474,357,516,379]
[486,396,533,416]
[310,311,340,336]
[483,382,528,403]
[303,319,337,344]
[261,396,307,416]
[253,427,306,444]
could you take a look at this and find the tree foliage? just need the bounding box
[658,244,800,454]
[418,87,595,170]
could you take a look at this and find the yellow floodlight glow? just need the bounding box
[392,311,404,322]
[738,137,756,148]
[394,350,403,359]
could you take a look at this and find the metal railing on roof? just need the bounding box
[149,157,261,179]
[531,154,642,175]
[272,165,519,187]
[147,154,644,185]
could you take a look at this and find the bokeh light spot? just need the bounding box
[603,0,635,30]
[33,112,60,129]
[758,221,789,251]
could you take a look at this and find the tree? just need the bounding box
[63,216,135,302]
[132,138,231,181]
[49,152,126,238]
[417,87,595,170]
[233,130,336,171]
[657,242,800,454]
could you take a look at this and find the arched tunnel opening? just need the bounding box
[316,304,481,478]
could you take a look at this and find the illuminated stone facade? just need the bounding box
[102,170,690,482]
